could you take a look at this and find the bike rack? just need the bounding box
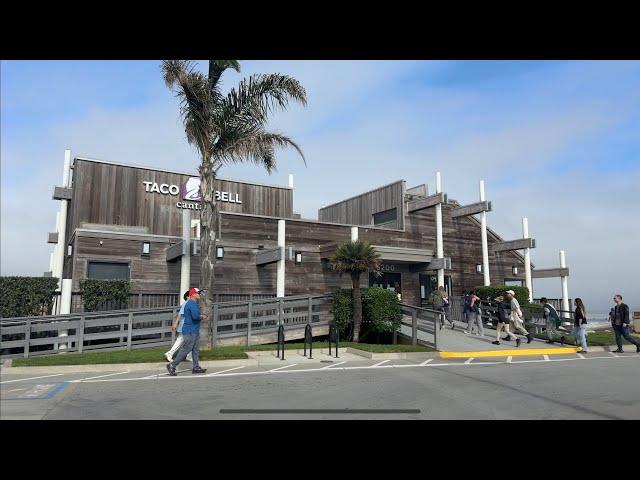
[276,324,285,360]
[328,322,339,358]
[303,324,313,359]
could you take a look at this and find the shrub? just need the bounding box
[331,287,402,336]
[0,276,60,318]
[80,279,131,312]
[473,285,530,305]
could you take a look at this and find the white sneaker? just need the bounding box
[164,352,172,363]
[186,354,193,362]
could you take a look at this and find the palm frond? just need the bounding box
[330,241,382,274]
[208,60,241,90]
[215,131,305,172]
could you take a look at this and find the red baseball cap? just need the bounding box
[188,288,201,297]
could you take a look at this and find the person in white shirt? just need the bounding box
[505,290,533,344]
[165,291,193,363]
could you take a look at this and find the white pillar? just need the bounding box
[288,174,294,189]
[180,209,192,297]
[522,217,533,302]
[560,250,570,317]
[351,226,358,242]
[479,180,490,286]
[54,150,71,294]
[58,279,73,351]
[435,172,444,288]
[277,220,285,297]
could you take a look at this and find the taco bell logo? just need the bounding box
[181,177,202,201]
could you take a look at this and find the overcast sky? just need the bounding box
[1,60,639,313]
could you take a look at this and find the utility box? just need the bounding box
[633,311,640,333]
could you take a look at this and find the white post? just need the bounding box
[522,217,533,302]
[53,150,71,312]
[277,220,286,297]
[351,226,358,242]
[560,250,570,317]
[435,172,444,288]
[180,209,192,297]
[58,279,73,351]
[479,180,490,286]
[288,174,294,189]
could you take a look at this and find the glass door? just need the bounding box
[369,271,402,300]
[420,274,452,301]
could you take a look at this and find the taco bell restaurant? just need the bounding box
[46,150,532,313]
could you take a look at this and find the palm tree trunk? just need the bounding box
[199,161,218,347]
[351,272,362,343]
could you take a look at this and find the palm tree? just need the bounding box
[162,60,307,340]
[330,240,382,342]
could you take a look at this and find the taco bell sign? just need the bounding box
[143,177,242,208]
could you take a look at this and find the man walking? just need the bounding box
[166,288,207,376]
[506,290,533,344]
[610,294,640,353]
[164,291,193,363]
[541,297,565,345]
[492,295,521,347]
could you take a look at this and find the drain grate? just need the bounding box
[320,360,333,363]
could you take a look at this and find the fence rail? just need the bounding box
[211,294,333,347]
[399,303,440,350]
[1,294,330,359]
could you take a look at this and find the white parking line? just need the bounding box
[464,358,474,364]
[506,356,513,363]
[321,361,346,369]
[608,352,619,358]
[577,353,585,359]
[372,360,390,367]
[1,373,64,385]
[71,371,131,382]
[7,388,26,392]
[269,364,298,372]
[543,355,550,361]
[39,353,638,384]
[206,366,245,376]
[141,368,190,379]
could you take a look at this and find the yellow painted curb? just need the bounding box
[440,347,580,359]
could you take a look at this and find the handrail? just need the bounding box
[303,324,313,359]
[1,305,177,324]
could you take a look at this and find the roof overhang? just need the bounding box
[319,243,433,264]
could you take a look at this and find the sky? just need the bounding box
[1,60,639,313]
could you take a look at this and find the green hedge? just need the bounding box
[331,287,402,336]
[80,279,131,312]
[473,285,530,305]
[0,276,60,318]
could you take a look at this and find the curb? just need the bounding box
[440,347,580,359]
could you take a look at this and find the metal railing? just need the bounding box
[211,294,333,347]
[399,303,440,350]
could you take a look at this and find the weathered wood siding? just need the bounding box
[317,181,405,230]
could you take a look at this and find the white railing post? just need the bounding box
[180,209,191,297]
[522,217,533,302]
[560,250,570,318]
[479,180,490,286]
[277,220,286,297]
[435,172,444,288]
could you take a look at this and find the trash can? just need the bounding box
[633,311,640,333]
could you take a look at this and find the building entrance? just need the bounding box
[369,271,402,301]
[419,273,452,302]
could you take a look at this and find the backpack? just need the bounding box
[463,294,472,312]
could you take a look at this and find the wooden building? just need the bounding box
[47,155,533,308]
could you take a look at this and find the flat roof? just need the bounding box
[73,155,293,190]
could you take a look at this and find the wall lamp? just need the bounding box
[295,251,302,265]
[475,263,482,274]
[512,265,518,275]
[216,246,224,259]
[142,242,151,255]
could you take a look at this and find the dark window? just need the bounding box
[372,208,397,226]
[87,261,130,280]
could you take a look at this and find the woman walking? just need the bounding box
[573,298,588,353]
[465,292,483,336]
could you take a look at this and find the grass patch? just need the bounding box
[533,329,640,346]
[11,341,433,367]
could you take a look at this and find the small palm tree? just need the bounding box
[330,240,382,342]
[162,60,307,337]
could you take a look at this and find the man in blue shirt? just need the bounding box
[164,291,193,363]
[167,288,207,376]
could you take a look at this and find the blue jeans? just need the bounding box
[170,332,200,368]
[572,325,587,351]
[613,324,640,350]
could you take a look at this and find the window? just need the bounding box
[372,208,397,226]
[505,279,524,287]
[190,219,201,239]
[87,261,130,280]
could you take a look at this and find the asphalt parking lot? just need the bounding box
[2,351,638,420]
